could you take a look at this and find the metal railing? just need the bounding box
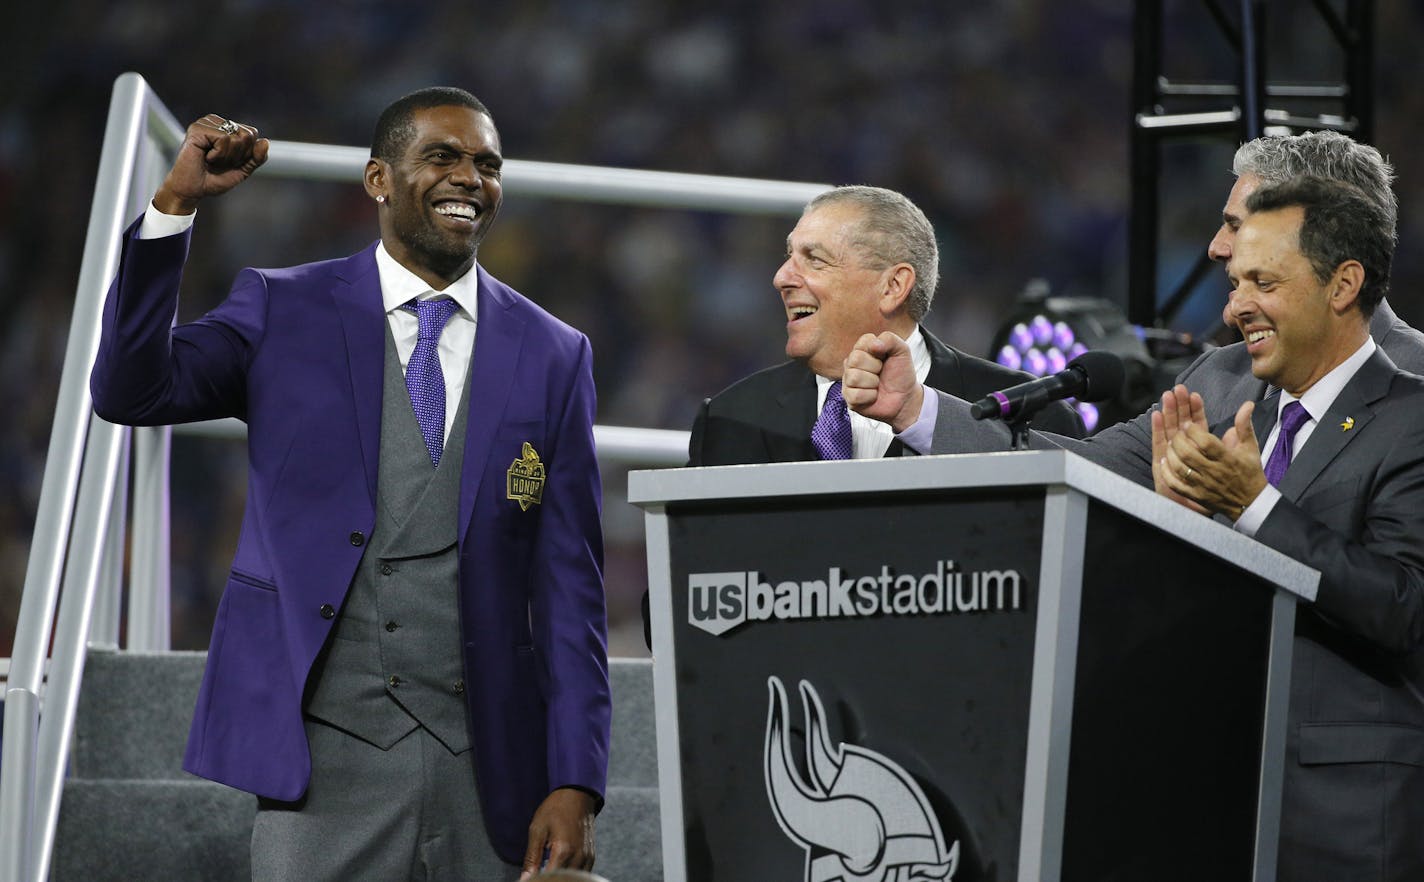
[0,71,829,882]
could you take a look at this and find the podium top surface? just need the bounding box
[628,450,1319,601]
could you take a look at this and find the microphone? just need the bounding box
[970,350,1124,422]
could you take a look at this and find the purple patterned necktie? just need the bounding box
[402,298,461,467]
[812,381,854,460]
[1263,400,1310,487]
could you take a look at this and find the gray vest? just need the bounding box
[306,330,472,753]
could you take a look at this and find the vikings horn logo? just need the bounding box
[764,677,959,882]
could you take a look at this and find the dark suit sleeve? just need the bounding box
[930,346,1240,486]
[91,219,265,426]
[927,389,1159,481]
[687,398,711,466]
[1032,399,1086,439]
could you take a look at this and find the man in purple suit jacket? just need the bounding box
[90,89,609,880]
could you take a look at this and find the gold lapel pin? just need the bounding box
[1340,416,1355,432]
[507,442,546,511]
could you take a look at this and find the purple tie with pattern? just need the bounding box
[812,381,854,461]
[1263,400,1310,487]
[402,298,461,467]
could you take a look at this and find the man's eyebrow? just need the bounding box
[417,140,502,161]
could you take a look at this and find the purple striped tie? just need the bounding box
[402,298,461,467]
[1263,401,1310,487]
[812,381,853,461]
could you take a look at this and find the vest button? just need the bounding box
[349,531,365,547]
[452,679,465,695]
[388,675,401,688]
[381,563,393,576]
[385,621,399,632]
[319,604,336,619]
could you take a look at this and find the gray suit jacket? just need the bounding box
[1245,349,1424,880]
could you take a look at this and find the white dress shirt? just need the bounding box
[1235,335,1376,536]
[372,243,478,444]
[816,327,931,459]
[140,203,478,445]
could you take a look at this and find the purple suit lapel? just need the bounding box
[330,246,386,507]
[459,265,528,541]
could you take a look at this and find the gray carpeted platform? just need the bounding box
[54,779,252,882]
[55,650,665,881]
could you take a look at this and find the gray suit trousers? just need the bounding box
[251,719,519,882]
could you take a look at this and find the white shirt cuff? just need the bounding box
[139,202,196,240]
[894,386,938,454]
[1232,484,1281,537]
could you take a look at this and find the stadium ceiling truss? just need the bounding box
[1130,0,1374,328]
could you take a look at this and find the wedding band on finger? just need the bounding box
[1183,466,1195,480]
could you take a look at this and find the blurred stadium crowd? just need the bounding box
[3,1,1423,656]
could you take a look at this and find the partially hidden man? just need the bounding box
[843,132,1424,478]
[90,88,609,880]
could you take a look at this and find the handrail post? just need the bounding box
[129,424,172,650]
[30,414,129,882]
[0,691,39,882]
[126,135,175,650]
[0,71,151,882]
[91,431,131,651]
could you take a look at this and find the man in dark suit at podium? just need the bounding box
[645,187,1084,648]
[688,185,1083,466]
[1155,176,1424,880]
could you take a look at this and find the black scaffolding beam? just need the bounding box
[1128,0,1375,328]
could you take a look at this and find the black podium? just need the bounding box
[629,451,1318,882]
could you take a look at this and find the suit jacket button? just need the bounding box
[388,675,401,688]
[349,531,365,547]
[452,679,465,695]
[319,604,336,619]
[380,563,393,576]
[385,621,399,632]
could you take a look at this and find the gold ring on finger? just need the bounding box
[1184,466,1195,479]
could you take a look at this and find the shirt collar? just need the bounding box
[816,326,931,402]
[373,241,480,319]
[1280,335,1376,421]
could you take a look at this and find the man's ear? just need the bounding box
[1329,260,1365,316]
[879,263,916,317]
[363,158,387,201]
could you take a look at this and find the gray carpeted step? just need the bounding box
[610,658,658,788]
[53,778,252,882]
[76,650,661,786]
[71,650,205,780]
[60,650,664,880]
[54,780,661,882]
[597,784,664,882]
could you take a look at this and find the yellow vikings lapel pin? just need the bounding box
[507,442,546,511]
[1340,416,1355,432]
